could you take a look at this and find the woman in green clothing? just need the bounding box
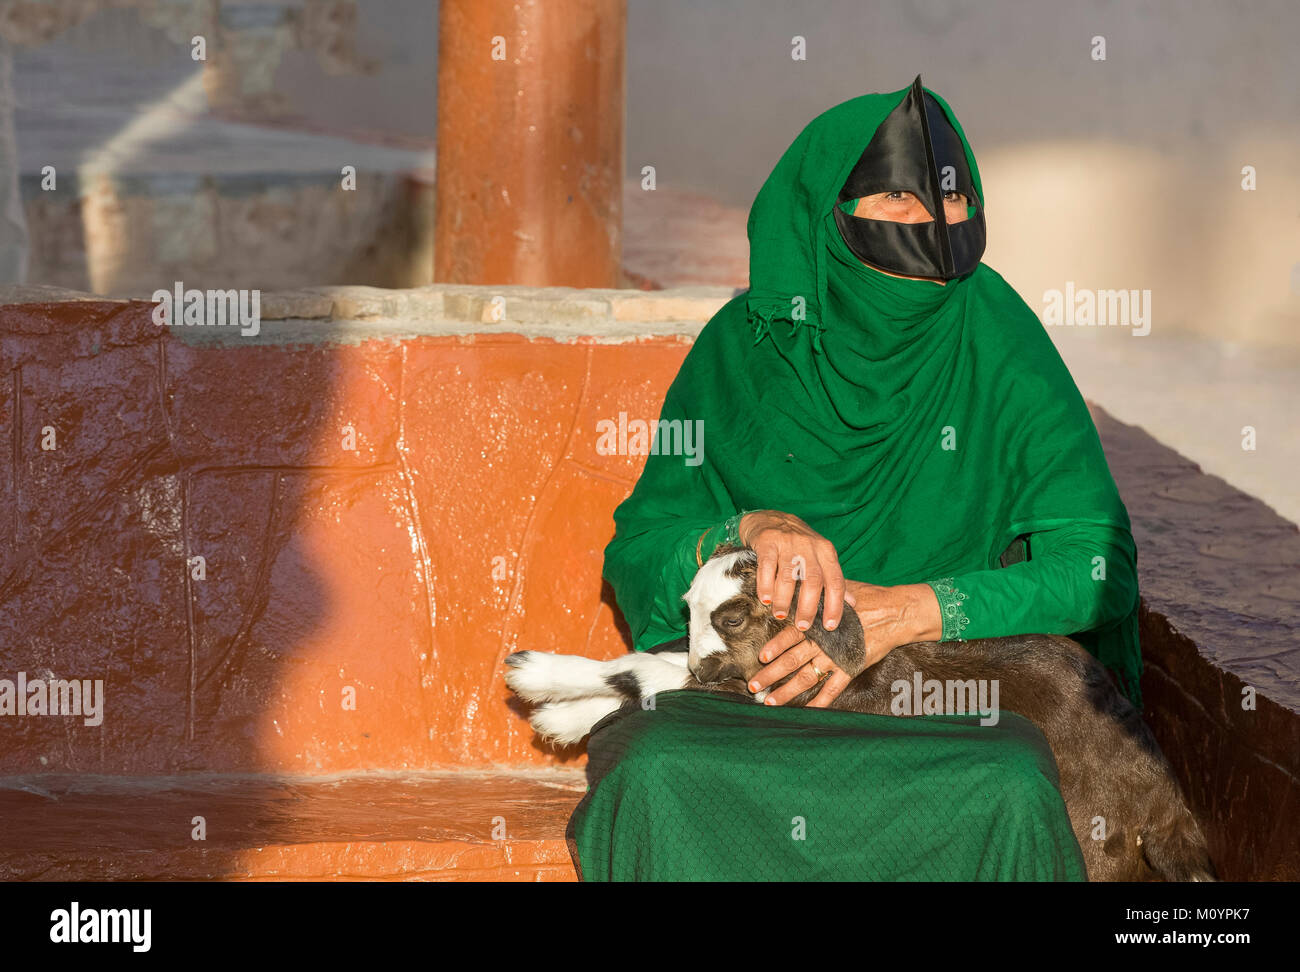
[604,75,1143,710]
[579,77,1143,880]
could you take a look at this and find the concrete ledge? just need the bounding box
[0,283,738,344]
[0,770,584,881]
[1093,408,1300,881]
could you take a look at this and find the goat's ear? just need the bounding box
[784,577,868,676]
[807,597,868,677]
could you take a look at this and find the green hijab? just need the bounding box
[608,82,1141,700]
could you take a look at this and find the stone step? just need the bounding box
[0,771,584,881]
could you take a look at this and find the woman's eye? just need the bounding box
[886,191,908,200]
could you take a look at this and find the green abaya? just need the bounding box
[580,81,1142,881]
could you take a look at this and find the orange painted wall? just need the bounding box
[0,300,692,775]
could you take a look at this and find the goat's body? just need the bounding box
[815,635,1211,882]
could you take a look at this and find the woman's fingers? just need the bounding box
[763,654,838,707]
[814,545,846,631]
[748,628,817,692]
[754,539,781,610]
[808,667,851,708]
[757,543,845,631]
[742,511,844,627]
[769,545,801,622]
[756,624,808,666]
[792,557,824,631]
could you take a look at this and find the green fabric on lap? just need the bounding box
[571,692,1086,882]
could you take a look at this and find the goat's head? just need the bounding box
[682,544,868,690]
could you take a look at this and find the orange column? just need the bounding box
[434,0,625,287]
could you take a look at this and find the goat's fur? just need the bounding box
[505,545,1215,882]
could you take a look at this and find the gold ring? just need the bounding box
[811,663,829,681]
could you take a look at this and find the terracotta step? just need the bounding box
[0,771,584,881]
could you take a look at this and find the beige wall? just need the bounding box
[981,135,1300,348]
[626,0,1300,348]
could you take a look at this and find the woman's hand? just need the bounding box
[734,509,845,706]
[749,579,943,708]
[738,510,847,633]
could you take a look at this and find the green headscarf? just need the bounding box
[606,81,1141,702]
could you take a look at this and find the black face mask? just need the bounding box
[833,76,986,280]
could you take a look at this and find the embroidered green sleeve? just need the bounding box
[694,509,755,569]
[723,509,752,546]
[927,577,971,641]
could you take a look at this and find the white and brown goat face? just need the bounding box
[682,546,776,685]
[682,544,869,687]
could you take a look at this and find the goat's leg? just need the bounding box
[529,696,630,746]
[505,650,691,703]
[507,650,694,746]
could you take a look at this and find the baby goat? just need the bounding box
[505,544,1214,882]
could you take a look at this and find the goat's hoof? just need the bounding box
[503,650,561,702]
